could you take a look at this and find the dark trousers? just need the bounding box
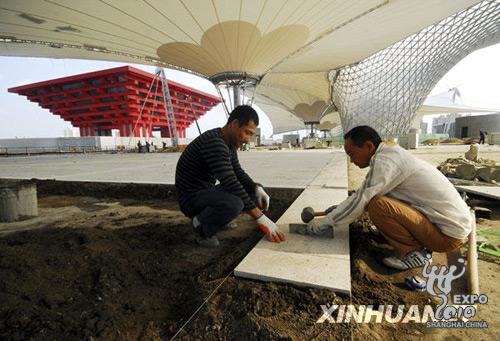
[179,186,245,237]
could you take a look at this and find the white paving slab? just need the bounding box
[235,151,351,293]
[455,185,500,200]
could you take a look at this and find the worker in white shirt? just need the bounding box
[307,126,471,270]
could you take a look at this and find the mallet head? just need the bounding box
[301,206,315,223]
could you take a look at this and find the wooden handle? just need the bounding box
[468,209,479,295]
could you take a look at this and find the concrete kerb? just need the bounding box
[235,151,351,294]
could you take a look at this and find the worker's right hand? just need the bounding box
[307,217,333,235]
[256,214,286,243]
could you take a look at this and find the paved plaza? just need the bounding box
[1,145,500,187]
[0,149,336,188]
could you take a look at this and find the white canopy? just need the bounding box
[419,89,500,114]
[0,0,480,134]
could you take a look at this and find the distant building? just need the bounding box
[63,128,74,137]
[455,112,500,138]
[420,121,428,134]
[251,128,261,146]
[432,113,463,136]
[9,66,220,138]
[282,134,300,145]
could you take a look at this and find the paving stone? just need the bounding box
[455,185,500,200]
[235,152,351,293]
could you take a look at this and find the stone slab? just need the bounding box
[455,185,500,200]
[234,240,351,293]
[235,152,351,293]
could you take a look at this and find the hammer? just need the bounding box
[301,206,335,223]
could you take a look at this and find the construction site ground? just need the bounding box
[0,145,499,340]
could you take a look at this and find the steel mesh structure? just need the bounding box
[331,0,500,136]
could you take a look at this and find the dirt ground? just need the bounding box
[1,161,499,340]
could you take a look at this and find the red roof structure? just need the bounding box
[8,66,220,139]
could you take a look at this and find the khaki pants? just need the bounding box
[367,196,464,258]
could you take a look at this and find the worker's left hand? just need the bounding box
[307,217,333,235]
[256,214,285,243]
[255,185,270,211]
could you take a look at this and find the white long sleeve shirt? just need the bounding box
[326,143,472,240]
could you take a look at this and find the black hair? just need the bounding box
[227,105,259,127]
[344,125,382,148]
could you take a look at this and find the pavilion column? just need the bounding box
[118,121,125,137]
[127,123,133,137]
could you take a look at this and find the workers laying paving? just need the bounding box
[306,125,471,270]
[175,105,285,247]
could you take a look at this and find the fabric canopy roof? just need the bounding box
[0,0,480,134]
[418,89,500,114]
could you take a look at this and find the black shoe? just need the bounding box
[195,235,220,248]
[192,219,220,248]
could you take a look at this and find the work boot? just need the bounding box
[195,235,220,248]
[192,218,220,248]
[382,249,432,270]
[220,220,238,230]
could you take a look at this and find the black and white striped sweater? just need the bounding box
[175,128,256,210]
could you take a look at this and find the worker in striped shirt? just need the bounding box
[175,105,286,247]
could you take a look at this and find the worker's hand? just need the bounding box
[325,205,338,215]
[255,185,270,211]
[256,214,285,243]
[307,217,333,235]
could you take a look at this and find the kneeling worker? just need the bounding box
[307,126,471,270]
[175,105,285,247]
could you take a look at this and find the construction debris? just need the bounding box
[438,156,500,183]
[465,143,479,161]
[421,137,464,145]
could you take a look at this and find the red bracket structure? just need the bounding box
[8,66,221,139]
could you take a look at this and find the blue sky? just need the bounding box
[1,43,499,139]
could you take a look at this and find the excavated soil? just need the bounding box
[0,181,498,340]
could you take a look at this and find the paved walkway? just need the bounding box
[0,149,335,188]
[235,152,351,293]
